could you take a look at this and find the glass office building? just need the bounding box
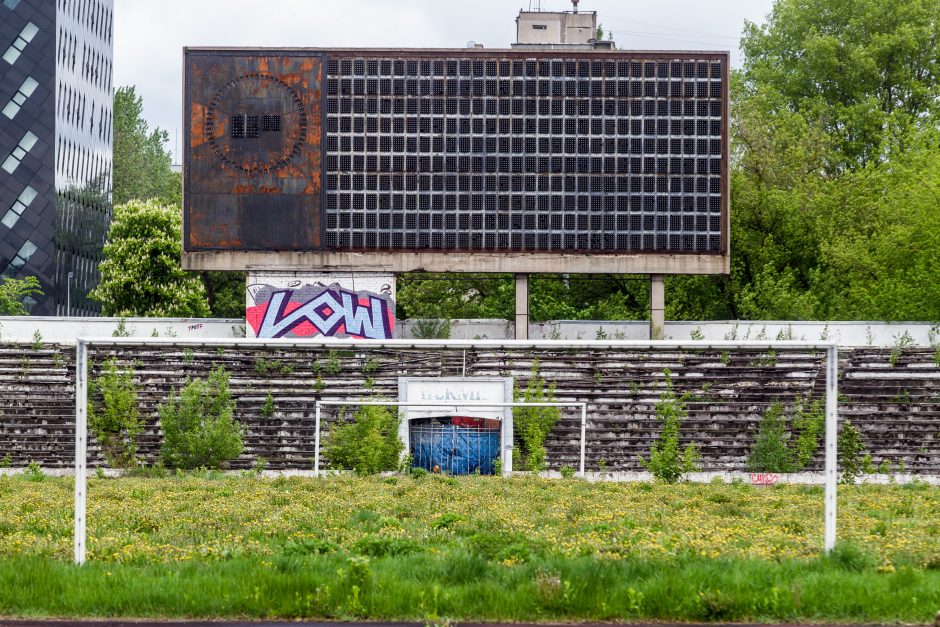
[1,0,113,315]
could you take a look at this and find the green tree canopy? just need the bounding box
[113,86,181,207]
[90,199,210,317]
[396,274,651,322]
[0,276,43,316]
[811,128,940,319]
[741,0,940,167]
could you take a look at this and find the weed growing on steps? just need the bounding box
[513,359,561,472]
[639,369,699,483]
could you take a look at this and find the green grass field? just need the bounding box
[0,473,938,621]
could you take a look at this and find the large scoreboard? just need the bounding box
[183,48,728,274]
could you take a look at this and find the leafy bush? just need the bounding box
[747,399,824,473]
[513,359,561,472]
[353,535,420,557]
[838,420,867,484]
[791,399,825,469]
[639,369,699,483]
[825,540,877,571]
[888,330,914,366]
[89,357,142,468]
[747,402,792,472]
[323,402,403,475]
[159,366,243,470]
[0,275,43,316]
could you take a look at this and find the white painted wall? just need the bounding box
[0,317,244,342]
[1,316,935,347]
[399,318,513,340]
[403,319,938,347]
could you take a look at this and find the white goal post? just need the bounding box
[73,338,839,565]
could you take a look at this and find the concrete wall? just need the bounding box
[1,316,936,347]
[536,320,939,347]
[516,12,563,44]
[0,316,244,342]
[400,319,938,347]
[515,11,597,45]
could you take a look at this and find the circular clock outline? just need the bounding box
[205,73,308,174]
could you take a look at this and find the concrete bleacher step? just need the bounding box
[0,343,937,471]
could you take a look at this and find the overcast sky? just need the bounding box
[114,0,776,163]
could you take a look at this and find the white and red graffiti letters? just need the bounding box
[246,284,395,339]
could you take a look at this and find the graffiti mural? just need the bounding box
[246,274,395,339]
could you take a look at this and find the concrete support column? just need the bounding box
[649,273,665,340]
[514,273,529,340]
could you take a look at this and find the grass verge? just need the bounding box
[1,552,939,621]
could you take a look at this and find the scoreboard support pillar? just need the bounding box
[650,274,665,340]
[515,273,529,340]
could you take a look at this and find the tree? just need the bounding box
[112,86,181,207]
[396,273,651,323]
[202,271,247,319]
[396,273,515,321]
[811,128,940,319]
[90,199,210,317]
[0,276,43,315]
[695,0,940,322]
[741,0,940,167]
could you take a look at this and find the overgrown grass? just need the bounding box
[1,552,939,621]
[0,474,937,621]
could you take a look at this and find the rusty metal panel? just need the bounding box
[184,50,323,250]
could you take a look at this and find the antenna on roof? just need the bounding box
[571,0,579,13]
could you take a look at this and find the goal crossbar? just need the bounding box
[73,337,839,565]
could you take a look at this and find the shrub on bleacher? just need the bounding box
[159,366,243,470]
[89,357,142,468]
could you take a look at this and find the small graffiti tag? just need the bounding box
[750,473,779,485]
[246,283,395,339]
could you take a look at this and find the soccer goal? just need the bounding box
[72,337,839,565]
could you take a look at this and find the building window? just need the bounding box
[2,21,39,65]
[532,24,547,30]
[1,130,38,173]
[2,239,38,278]
[1,185,38,229]
[1,76,39,119]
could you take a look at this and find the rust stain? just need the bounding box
[190,210,242,248]
[190,102,206,147]
[303,171,319,195]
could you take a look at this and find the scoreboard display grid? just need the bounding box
[322,53,726,254]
